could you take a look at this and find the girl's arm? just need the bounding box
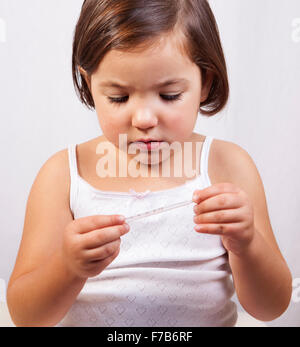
[226,144,292,321]
[7,250,86,327]
[193,141,292,321]
[7,149,127,327]
[7,150,86,327]
[228,225,292,321]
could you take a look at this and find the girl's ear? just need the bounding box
[200,70,214,103]
[78,66,92,91]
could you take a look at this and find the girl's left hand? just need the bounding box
[193,183,256,255]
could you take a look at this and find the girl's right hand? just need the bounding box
[62,215,130,279]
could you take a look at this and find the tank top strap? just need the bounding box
[200,135,214,187]
[67,144,79,216]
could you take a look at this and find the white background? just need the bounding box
[0,0,299,326]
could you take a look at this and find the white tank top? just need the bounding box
[57,136,237,327]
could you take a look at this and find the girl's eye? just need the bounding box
[161,94,182,102]
[108,96,129,104]
[107,94,182,105]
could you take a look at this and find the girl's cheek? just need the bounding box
[167,113,194,136]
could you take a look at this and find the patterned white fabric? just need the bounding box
[57,136,237,327]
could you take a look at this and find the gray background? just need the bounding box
[0,0,299,326]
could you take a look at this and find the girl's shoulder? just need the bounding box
[208,138,253,185]
[37,148,73,216]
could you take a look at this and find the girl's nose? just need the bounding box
[132,109,158,129]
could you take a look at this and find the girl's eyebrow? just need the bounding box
[99,78,189,89]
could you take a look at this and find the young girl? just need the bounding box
[7,0,292,327]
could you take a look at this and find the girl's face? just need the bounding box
[84,34,211,166]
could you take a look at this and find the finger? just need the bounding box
[193,193,243,215]
[82,224,130,250]
[192,183,240,204]
[84,248,120,277]
[84,238,121,261]
[194,222,245,235]
[194,207,245,225]
[72,215,126,234]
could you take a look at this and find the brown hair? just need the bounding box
[72,0,229,116]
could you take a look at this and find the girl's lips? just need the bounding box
[132,141,163,151]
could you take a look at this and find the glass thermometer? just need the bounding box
[125,199,195,223]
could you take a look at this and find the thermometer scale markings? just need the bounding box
[125,199,194,222]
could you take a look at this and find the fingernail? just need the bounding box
[193,193,199,202]
[117,215,125,223]
[123,223,130,231]
[194,225,202,232]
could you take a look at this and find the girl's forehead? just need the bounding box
[94,52,197,88]
[95,36,193,76]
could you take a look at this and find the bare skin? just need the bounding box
[6,30,292,325]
